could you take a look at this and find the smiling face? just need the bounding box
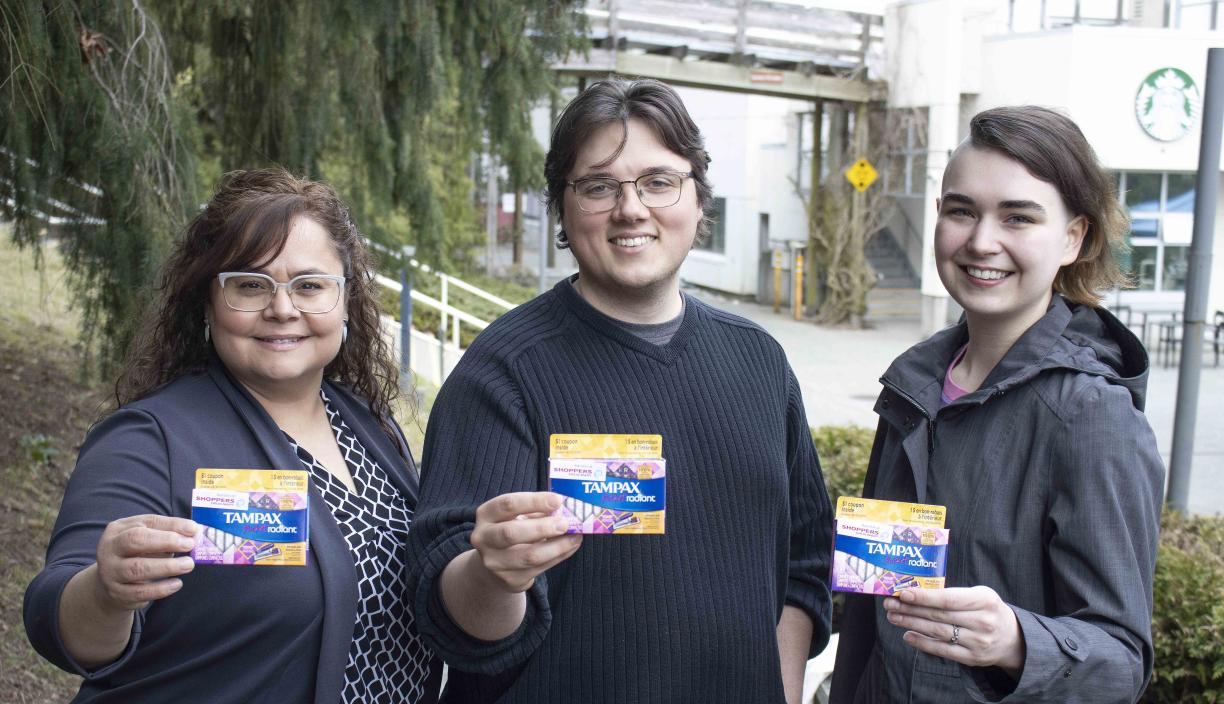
[206,216,347,397]
[935,145,1086,333]
[561,118,702,314]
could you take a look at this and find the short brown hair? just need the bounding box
[967,106,1130,306]
[544,78,714,248]
[115,168,404,451]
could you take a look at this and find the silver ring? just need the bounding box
[949,625,961,645]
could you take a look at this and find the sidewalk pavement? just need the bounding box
[687,288,1224,517]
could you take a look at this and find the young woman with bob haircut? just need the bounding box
[831,106,1164,703]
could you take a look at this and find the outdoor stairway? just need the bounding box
[865,229,921,320]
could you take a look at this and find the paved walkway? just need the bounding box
[687,289,1224,516]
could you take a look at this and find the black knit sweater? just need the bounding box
[406,279,833,703]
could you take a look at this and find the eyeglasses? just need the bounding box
[567,171,693,214]
[217,272,346,314]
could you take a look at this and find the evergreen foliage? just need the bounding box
[1,1,198,374]
[1,0,586,376]
[1143,511,1224,703]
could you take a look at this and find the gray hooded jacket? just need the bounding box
[831,296,1164,703]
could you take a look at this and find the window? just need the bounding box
[696,196,727,253]
[885,110,927,197]
[1119,171,1194,292]
[1177,0,1222,29]
[1008,0,1127,30]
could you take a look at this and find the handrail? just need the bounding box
[374,274,491,332]
[368,241,516,313]
[366,240,519,353]
[0,146,104,197]
[444,272,515,311]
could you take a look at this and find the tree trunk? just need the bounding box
[513,187,523,265]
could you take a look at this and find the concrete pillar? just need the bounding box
[1209,181,1224,318]
[917,0,965,337]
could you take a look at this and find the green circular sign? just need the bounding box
[1135,67,1201,142]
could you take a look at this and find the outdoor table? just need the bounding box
[1136,309,1182,349]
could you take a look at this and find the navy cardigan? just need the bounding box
[24,363,439,703]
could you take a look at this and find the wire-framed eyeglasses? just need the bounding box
[567,171,693,214]
[217,272,346,314]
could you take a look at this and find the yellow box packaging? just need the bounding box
[549,434,665,535]
[191,469,310,565]
[549,433,662,459]
[831,496,949,595]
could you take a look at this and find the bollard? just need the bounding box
[773,253,782,314]
[399,267,412,389]
[793,251,804,321]
[437,324,447,385]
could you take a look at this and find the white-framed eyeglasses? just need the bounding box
[567,171,693,214]
[217,272,347,314]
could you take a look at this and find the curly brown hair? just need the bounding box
[114,168,405,452]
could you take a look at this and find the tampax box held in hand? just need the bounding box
[191,469,310,565]
[549,434,665,535]
[831,496,948,595]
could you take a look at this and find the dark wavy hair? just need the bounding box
[114,168,404,452]
[544,78,714,248]
[967,106,1130,306]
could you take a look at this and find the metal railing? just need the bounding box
[367,242,517,385]
[374,264,514,350]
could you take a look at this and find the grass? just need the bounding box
[0,226,93,702]
[0,226,439,701]
[394,375,438,463]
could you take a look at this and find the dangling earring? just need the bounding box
[204,321,210,343]
[341,320,348,343]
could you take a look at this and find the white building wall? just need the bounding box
[888,0,971,329]
[531,8,1224,319]
[759,143,810,249]
[678,86,813,298]
[886,0,1224,329]
[978,28,1212,169]
[977,27,1224,318]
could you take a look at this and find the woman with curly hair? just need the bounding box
[25,168,440,703]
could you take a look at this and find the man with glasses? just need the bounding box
[407,79,832,703]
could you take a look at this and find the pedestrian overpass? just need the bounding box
[555,0,885,103]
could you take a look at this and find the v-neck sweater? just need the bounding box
[406,277,833,703]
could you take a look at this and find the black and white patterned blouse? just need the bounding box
[285,392,433,704]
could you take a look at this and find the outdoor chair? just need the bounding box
[1214,310,1223,367]
[1156,314,1181,368]
[1155,311,1224,368]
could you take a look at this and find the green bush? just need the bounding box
[812,424,873,507]
[20,433,59,467]
[811,424,874,633]
[1142,511,1224,703]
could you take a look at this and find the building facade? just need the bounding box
[891,0,1224,334]
[662,0,1224,342]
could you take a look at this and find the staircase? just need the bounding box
[865,228,920,320]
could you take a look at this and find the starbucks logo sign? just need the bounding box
[1135,68,1201,142]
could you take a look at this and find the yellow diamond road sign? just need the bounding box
[844,158,878,192]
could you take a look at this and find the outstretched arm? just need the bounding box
[59,515,198,667]
[438,492,581,642]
